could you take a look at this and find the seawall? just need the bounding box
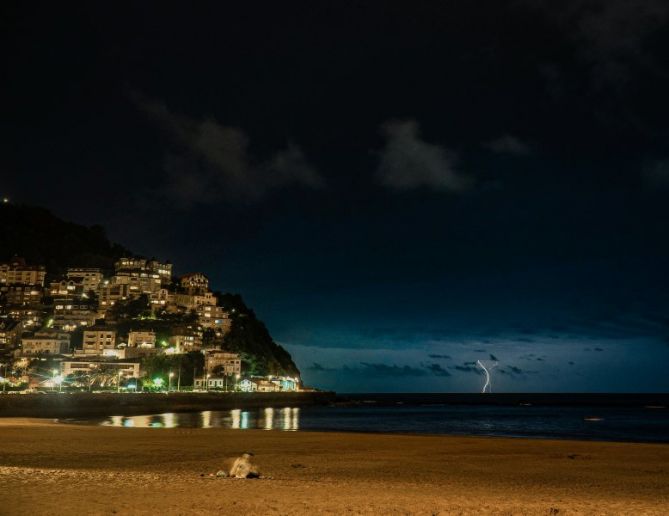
[0,391,336,418]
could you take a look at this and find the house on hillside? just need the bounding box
[238,378,258,392]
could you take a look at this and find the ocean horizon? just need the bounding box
[65,393,669,443]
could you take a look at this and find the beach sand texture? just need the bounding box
[0,418,667,515]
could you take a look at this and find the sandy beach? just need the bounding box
[0,418,668,515]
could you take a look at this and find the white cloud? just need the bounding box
[376,120,472,192]
[136,97,323,206]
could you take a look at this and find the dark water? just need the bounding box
[70,403,669,443]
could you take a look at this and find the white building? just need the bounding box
[173,291,217,310]
[3,285,43,306]
[53,299,97,331]
[98,283,130,308]
[20,331,70,355]
[197,305,232,334]
[127,330,156,348]
[168,332,202,353]
[66,268,103,292]
[204,350,241,376]
[238,378,258,392]
[113,272,162,296]
[115,258,172,285]
[0,320,23,349]
[179,272,209,291]
[194,377,238,390]
[61,360,140,378]
[80,327,117,355]
[49,278,84,297]
[0,258,46,286]
[238,378,281,392]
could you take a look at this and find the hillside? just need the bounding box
[0,203,130,275]
[0,203,300,378]
[217,293,300,377]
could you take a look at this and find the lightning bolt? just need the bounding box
[476,360,498,393]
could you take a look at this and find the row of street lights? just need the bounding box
[24,367,239,394]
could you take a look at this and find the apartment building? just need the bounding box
[66,268,103,292]
[127,330,156,348]
[204,350,241,376]
[80,327,117,355]
[20,331,70,355]
[0,258,46,286]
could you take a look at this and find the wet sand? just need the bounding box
[0,418,667,515]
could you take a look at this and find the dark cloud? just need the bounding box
[376,120,473,192]
[307,362,336,372]
[499,365,534,376]
[526,0,669,88]
[563,311,669,341]
[135,96,323,206]
[424,363,451,377]
[644,160,669,189]
[484,135,531,155]
[359,362,427,377]
[519,353,546,362]
[452,362,481,374]
[427,354,451,360]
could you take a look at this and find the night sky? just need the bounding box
[4,2,669,392]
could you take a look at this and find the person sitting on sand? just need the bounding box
[228,452,260,478]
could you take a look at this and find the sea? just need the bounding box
[67,393,669,443]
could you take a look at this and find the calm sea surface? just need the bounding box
[68,401,669,443]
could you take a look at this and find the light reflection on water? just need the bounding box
[89,404,669,442]
[100,407,301,430]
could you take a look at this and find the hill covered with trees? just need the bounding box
[0,203,300,377]
[0,203,130,275]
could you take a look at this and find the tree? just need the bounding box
[109,294,151,320]
[140,351,204,387]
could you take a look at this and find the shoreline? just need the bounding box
[1,418,668,514]
[58,415,669,446]
[0,391,335,418]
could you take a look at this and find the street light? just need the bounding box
[0,363,7,394]
[168,372,174,392]
[52,369,58,393]
[235,373,240,392]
